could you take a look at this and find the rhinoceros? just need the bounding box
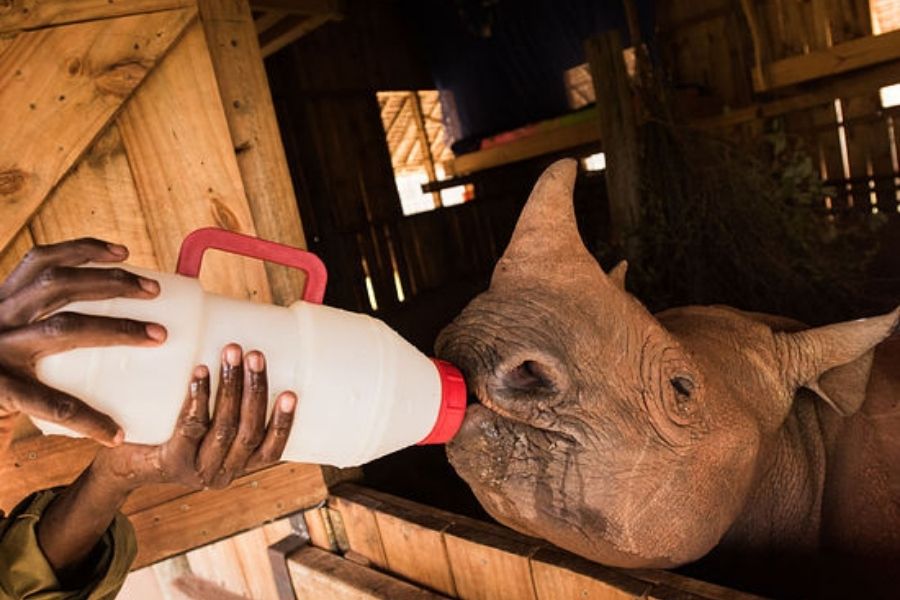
[435,159,899,596]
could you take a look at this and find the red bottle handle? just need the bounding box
[176,228,327,305]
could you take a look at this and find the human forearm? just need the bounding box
[35,459,137,582]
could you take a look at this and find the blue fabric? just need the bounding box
[403,0,655,152]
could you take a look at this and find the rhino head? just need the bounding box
[436,159,899,568]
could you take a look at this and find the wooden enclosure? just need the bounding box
[0,0,329,567]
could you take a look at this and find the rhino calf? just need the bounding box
[436,160,899,597]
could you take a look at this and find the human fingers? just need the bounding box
[0,313,166,371]
[246,391,296,470]
[0,266,160,327]
[160,365,212,488]
[214,351,268,487]
[195,345,243,487]
[0,371,122,446]
[0,239,130,300]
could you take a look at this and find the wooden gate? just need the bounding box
[0,0,327,568]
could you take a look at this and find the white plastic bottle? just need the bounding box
[34,229,466,468]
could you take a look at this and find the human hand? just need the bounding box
[92,344,297,493]
[0,238,166,447]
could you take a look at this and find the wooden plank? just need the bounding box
[0,0,195,34]
[172,573,251,600]
[304,505,339,550]
[259,13,334,58]
[0,226,33,280]
[443,520,541,600]
[0,7,197,252]
[254,10,285,35]
[444,111,601,176]
[373,502,457,597]
[29,123,159,270]
[197,0,309,306]
[269,534,309,600]
[231,524,287,599]
[630,569,766,600]
[530,547,652,600]
[754,29,900,91]
[696,59,900,131]
[0,435,96,513]
[119,566,168,600]
[327,487,389,569]
[586,30,641,258]
[249,0,341,15]
[286,545,445,600]
[131,462,326,568]
[117,21,271,301]
[186,539,252,597]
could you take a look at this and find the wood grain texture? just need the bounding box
[328,489,389,569]
[130,462,326,568]
[0,432,326,569]
[443,520,541,600]
[0,7,196,252]
[0,226,33,280]
[0,0,195,33]
[754,29,900,91]
[29,123,159,270]
[530,548,652,600]
[287,545,445,600]
[586,30,640,256]
[197,0,309,306]
[117,20,271,301]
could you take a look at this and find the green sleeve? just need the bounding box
[0,490,136,600]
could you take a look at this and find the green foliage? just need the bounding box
[619,118,883,325]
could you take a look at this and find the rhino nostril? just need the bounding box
[503,360,556,393]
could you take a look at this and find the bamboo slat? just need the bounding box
[0,7,196,252]
[116,21,270,301]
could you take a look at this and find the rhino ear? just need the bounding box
[776,307,899,415]
[609,260,628,289]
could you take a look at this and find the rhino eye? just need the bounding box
[670,376,694,398]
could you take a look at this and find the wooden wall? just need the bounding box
[0,0,326,567]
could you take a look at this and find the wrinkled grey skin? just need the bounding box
[436,159,900,586]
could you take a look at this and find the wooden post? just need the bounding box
[197,0,310,306]
[585,30,641,260]
[409,91,443,209]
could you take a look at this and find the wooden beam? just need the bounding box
[259,12,334,58]
[286,545,443,599]
[131,462,326,568]
[754,29,900,92]
[409,91,442,209]
[443,109,601,177]
[327,484,760,599]
[249,0,341,15]
[197,0,310,306]
[585,30,641,257]
[0,0,194,34]
[0,7,196,254]
[698,58,900,130]
[116,21,271,301]
[253,10,285,35]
